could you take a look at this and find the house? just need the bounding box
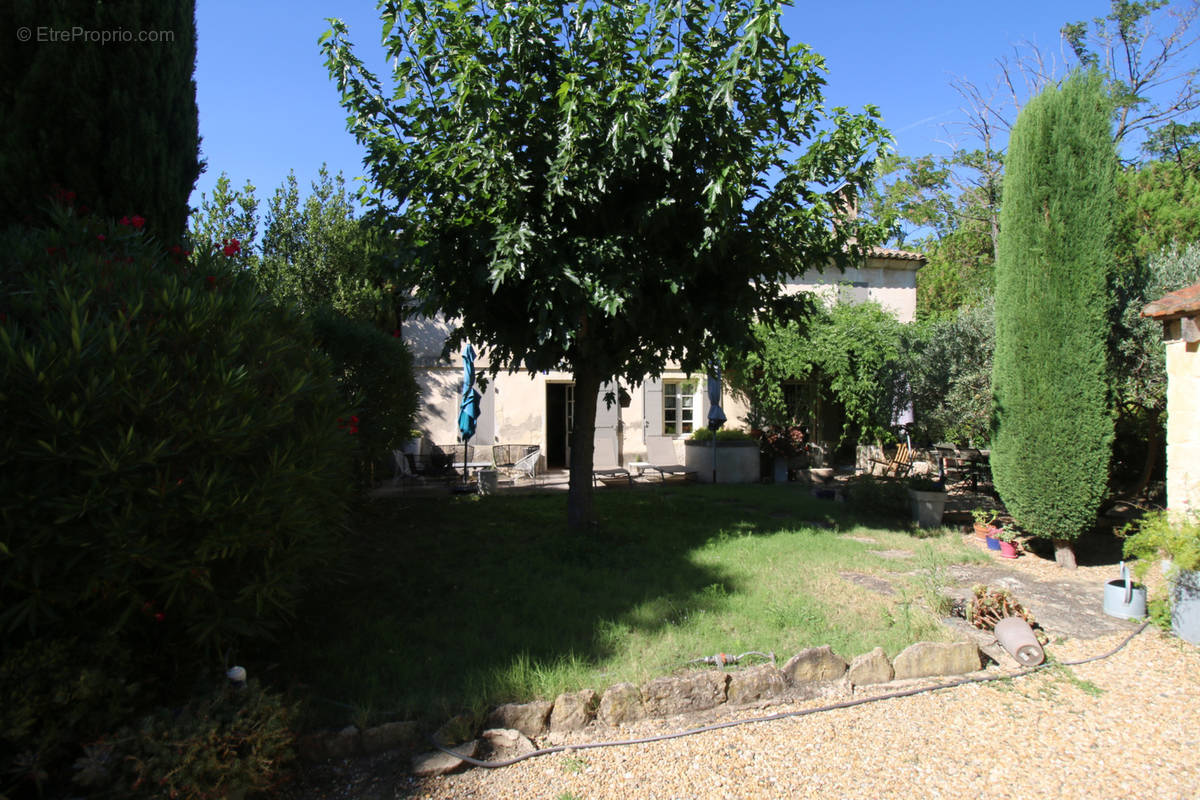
[404,246,924,471]
[1143,280,1200,515]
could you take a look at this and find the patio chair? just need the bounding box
[501,445,541,484]
[592,467,632,487]
[868,442,913,478]
[644,438,697,483]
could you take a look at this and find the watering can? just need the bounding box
[1103,561,1147,620]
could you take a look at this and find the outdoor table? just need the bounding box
[934,445,990,491]
[627,461,653,476]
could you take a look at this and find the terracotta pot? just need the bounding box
[973,522,990,540]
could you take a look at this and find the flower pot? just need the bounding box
[999,540,1018,559]
[993,617,1045,666]
[973,522,990,540]
[1171,568,1200,645]
[908,489,947,529]
[477,468,498,496]
[985,536,1000,550]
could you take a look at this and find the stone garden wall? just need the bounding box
[299,640,985,775]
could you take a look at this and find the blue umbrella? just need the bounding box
[458,344,482,481]
[706,362,726,483]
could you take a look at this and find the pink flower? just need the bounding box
[97,234,106,241]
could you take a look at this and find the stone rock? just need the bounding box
[481,728,536,759]
[641,671,729,717]
[433,713,476,747]
[597,682,645,726]
[485,700,552,738]
[726,665,787,706]
[782,645,848,684]
[325,725,362,759]
[892,641,981,680]
[847,647,894,687]
[361,721,420,756]
[411,740,479,777]
[549,689,599,732]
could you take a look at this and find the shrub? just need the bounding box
[72,680,295,800]
[688,428,755,443]
[845,475,908,517]
[308,305,420,486]
[0,204,354,786]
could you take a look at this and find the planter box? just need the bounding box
[908,488,948,529]
[1172,569,1200,645]
[683,440,759,484]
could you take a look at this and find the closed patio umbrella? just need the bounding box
[707,362,726,483]
[458,344,482,485]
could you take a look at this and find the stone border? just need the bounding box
[298,640,986,774]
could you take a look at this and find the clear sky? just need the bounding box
[190,0,1114,211]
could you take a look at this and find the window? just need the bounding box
[663,380,697,435]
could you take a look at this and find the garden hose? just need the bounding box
[431,622,1151,770]
[686,650,775,668]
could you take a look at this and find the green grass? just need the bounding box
[282,484,987,726]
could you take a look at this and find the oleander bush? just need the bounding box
[0,203,354,794]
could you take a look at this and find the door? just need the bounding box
[593,380,620,467]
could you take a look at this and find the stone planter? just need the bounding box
[908,489,947,529]
[1171,568,1200,645]
[683,440,759,484]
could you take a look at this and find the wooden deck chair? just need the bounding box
[644,438,698,483]
[868,442,913,477]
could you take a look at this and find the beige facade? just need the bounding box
[1144,282,1200,516]
[405,249,922,469]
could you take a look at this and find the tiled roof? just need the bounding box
[1142,281,1200,320]
[866,246,926,263]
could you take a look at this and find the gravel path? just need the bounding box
[397,629,1199,799]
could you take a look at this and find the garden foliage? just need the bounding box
[730,301,908,446]
[991,71,1117,549]
[0,0,201,244]
[0,204,354,790]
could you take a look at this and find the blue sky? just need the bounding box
[190,0,1110,211]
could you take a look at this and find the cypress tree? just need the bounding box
[0,0,201,243]
[991,71,1117,569]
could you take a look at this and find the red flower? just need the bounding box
[119,216,131,227]
[97,234,106,242]
[392,329,401,338]
[350,415,360,424]
[222,239,241,257]
[206,276,216,288]
[153,612,165,623]
[129,215,145,230]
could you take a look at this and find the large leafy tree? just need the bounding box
[991,71,1117,569]
[322,0,890,529]
[0,0,201,243]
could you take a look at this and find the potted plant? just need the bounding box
[907,475,948,529]
[1121,511,1200,644]
[971,507,999,540]
[996,526,1019,559]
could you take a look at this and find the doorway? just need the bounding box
[545,383,574,469]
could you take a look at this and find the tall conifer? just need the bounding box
[0,1,201,243]
[991,71,1116,568]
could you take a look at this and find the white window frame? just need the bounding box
[662,379,698,436]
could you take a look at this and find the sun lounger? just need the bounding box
[644,439,697,483]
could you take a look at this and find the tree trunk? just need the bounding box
[1130,414,1163,501]
[1053,539,1077,569]
[566,363,601,532]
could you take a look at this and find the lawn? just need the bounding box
[282,484,988,727]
